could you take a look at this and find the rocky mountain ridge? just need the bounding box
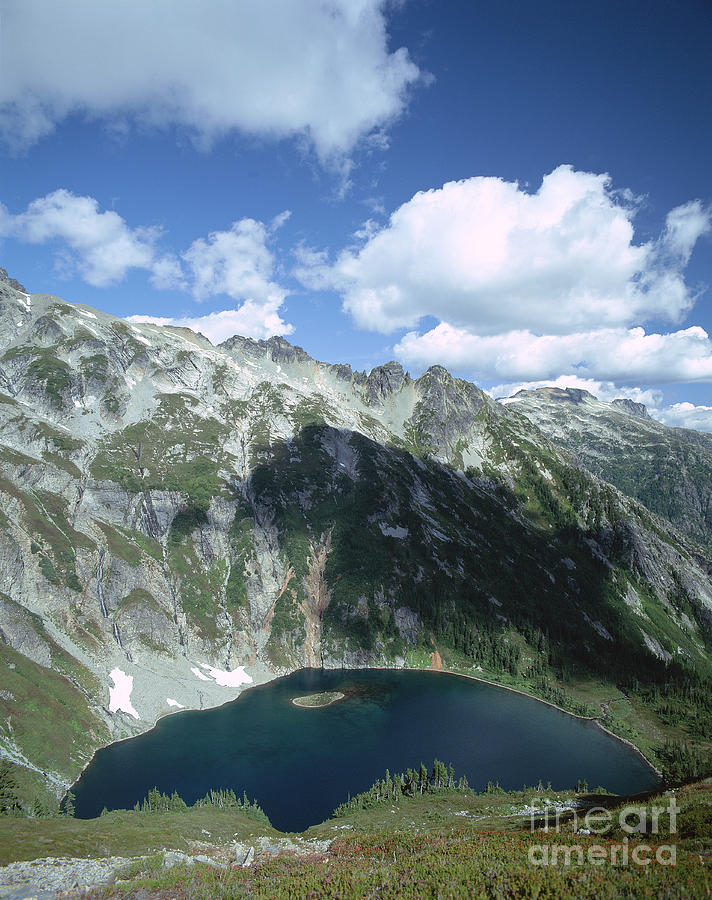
[0,275,711,805]
[507,386,712,550]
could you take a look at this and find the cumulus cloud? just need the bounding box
[294,166,711,390]
[127,303,293,343]
[656,403,712,433]
[1,189,293,338]
[308,166,709,334]
[183,218,286,306]
[395,324,712,385]
[0,189,158,286]
[0,0,421,164]
[661,200,712,263]
[149,255,186,291]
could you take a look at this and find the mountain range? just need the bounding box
[0,268,711,808]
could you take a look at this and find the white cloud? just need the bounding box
[293,166,711,389]
[309,166,709,335]
[656,402,712,433]
[395,324,712,386]
[183,218,285,305]
[174,217,292,338]
[0,0,421,164]
[0,189,158,286]
[2,190,294,338]
[127,303,293,344]
[149,255,186,291]
[292,244,333,290]
[661,200,711,262]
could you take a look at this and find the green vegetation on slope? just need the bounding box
[24,777,705,899]
[0,638,108,788]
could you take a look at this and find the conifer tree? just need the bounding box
[0,761,20,815]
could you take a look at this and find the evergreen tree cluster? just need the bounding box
[133,787,188,813]
[333,760,470,817]
[657,741,712,785]
[0,761,21,816]
[194,787,267,821]
[643,671,712,740]
[131,786,270,825]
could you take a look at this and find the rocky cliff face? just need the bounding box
[1,278,711,798]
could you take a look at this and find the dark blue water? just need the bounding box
[72,669,659,830]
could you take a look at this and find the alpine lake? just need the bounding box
[72,668,659,832]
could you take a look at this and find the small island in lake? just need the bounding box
[291,690,345,708]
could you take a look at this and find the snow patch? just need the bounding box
[108,668,139,719]
[166,698,185,709]
[78,321,101,337]
[77,308,97,319]
[191,666,211,682]
[129,326,152,345]
[197,663,253,687]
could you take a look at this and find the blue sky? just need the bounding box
[1,0,711,428]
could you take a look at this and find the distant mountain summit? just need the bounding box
[611,398,650,419]
[508,387,712,550]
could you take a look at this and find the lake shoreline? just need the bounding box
[420,666,663,779]
[71,661,661,809]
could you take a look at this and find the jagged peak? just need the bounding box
[368,360,407,378]
[0,266,27,294]
[325,362,356,382]
[219,333,313,366]
[421,364,452,382]
[417,365,491,406]
[612,398,650,419]
[364,360,411,405]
